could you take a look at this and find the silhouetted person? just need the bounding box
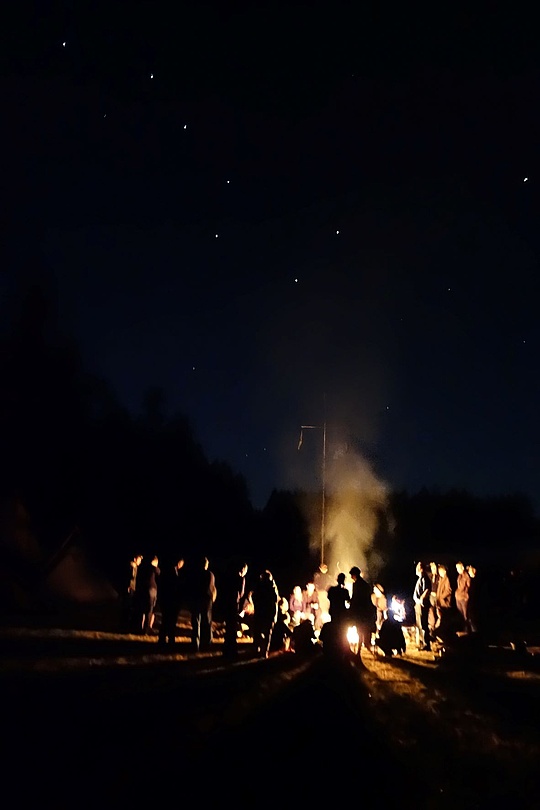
[251,569,280,658]
[270,597,293,652]
[221,559,248,659]
[327,572,350,621]
[125,553,143,631]
[324,572,351,657]
[239,589,255,638]
[158,556,185,648]
[128,554,143,594]
[349,566,374,654]
[376,609,407,657]
[313,561,333,617]
[188,555,217,652]
[292,616,318,656]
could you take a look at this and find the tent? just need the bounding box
[0,497,119,628]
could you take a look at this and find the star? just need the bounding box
[294,278,298,282]
[183,124,187,130]
[524,177,529,182]
[215,234,219,238]
[62,42,66,47]
[150,73,154,79]
[336,230,340,234]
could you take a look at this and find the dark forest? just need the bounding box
[1,280,539,617]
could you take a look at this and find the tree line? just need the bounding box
[1,282,539,601]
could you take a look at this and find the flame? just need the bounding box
[390,597,406,622]
[347,624,359,654]
[347,625,359,645]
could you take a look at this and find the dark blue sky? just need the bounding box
[3,3,540,510]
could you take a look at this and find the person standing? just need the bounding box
[466,565,480,634]
[221,559,248,659]
[188,555,217,652]
[349,566,375,654]
[371,583,388,634]
[413,562,431,651]
[270,597,293,652]
[319,572,351,659]
[313,561,333,618]
[135,554,160,634]
[125,553,143,631]
[323,573,351,657]
[327,572,350,621]
[455,561,472,633]
[435,564,453,642]
[428,561,440,642]
[128,554,143,594]
[158,556,185,648]
[251,569,280,658]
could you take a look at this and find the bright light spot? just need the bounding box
[62,42,66,47]
[347,626,359,653]
[336,230,340,234]
[226,180,230,184]
[523,340,526,344]
[150,73,154,79]
[215,234,219,238]
[183,124,187,130]
[386,405,390,410]
[447,287,451,291]
[192,366,195,370]
[524,177,528,182]
[294,278,298,282]
[103,114,107,118]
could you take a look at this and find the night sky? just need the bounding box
[3,3,540,511]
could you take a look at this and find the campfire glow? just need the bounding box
[390,597,406,622]
[347,625,359,654]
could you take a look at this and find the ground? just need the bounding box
[1,613,540,807]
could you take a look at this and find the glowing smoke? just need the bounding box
[305,443,392,581]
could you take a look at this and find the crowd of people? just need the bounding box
[412,560,481,652]
[125,553,483,660]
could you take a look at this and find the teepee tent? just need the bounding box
[0,497,118,621]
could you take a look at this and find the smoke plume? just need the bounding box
[306,442,392,582]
